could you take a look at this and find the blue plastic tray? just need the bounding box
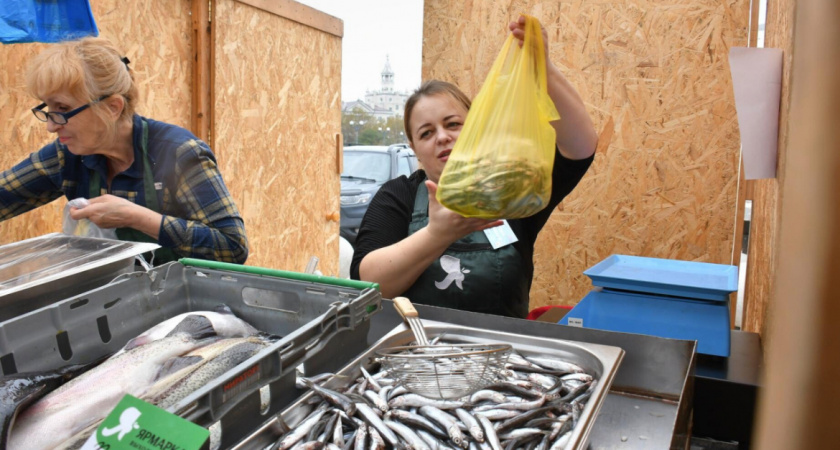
[584,255,738,302]
[559,289,730,357]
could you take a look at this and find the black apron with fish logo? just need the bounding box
[88,119,179,265]
[402,181,530,318]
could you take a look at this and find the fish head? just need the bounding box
[165,315,218,341]
[213,304,235,316]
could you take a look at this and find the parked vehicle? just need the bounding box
[340,144,418,246]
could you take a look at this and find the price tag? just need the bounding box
[79,394,209,450]
[484,220,518,249]
[568,317,584,327]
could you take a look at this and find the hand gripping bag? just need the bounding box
[436,15,559,219]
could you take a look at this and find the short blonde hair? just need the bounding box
[25,37,137,126]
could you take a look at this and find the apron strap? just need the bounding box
[88,119,158,208]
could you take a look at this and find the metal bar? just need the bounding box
[178,258,379,291]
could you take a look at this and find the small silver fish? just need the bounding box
[272,408,327,450]
[420,405,466,449]
[477,414,502,450]
[455,408,484,443]
[525,356,585,374]
[388,393,464,410]
[385,419,430,450]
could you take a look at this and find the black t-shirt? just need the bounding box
[350,149,594,293]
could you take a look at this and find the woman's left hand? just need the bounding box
[69,194,136,228]
[509,15,549,60]
[69,194,162,238]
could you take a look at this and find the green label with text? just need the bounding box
[79,394,209,450]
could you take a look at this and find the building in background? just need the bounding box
[343,55,409,120]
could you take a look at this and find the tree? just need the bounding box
[382,116,407,144]
[341,107,407,146]
[342,108,375,146]
[358,128,381,145]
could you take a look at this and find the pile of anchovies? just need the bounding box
[270,345,597,450]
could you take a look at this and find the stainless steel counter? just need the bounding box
[591,393,682,449]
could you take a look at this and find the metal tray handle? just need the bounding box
[178,258,380,291]
[173,284,382,425]
[182,302,351,423]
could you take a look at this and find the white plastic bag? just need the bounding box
[62,198,118,240]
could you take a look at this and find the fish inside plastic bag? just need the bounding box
[436,15,559,219]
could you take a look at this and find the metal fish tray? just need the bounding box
[0,259,382,449]
[0,233,159,321]
[236,320,625,450]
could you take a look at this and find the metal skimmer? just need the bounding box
[393,296,429,346]
[377,297,512,399]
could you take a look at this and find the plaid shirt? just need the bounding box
[0,115,248,263]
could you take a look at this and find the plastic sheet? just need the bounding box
[436,15,559,219]
[0,0,98,44]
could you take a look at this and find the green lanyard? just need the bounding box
[88,119,178,265]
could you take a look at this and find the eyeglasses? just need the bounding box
[31,95,109,125]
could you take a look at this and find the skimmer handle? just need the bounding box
[393,296,419,320]
[393,296,429,345]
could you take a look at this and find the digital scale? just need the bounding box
[559,254,738,357]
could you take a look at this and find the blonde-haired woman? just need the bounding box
[0,37,248,264]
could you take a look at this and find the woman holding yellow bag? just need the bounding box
[350,15,597,318]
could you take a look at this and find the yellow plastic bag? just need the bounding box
[436,15,559,219]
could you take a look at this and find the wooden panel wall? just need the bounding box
[423,0,750,308]
[213,0,342,275]
[741,1,796,340]
[0,0,192,245]
[0,42,52,243]
[753,0,840,446]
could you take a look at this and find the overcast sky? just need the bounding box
[295,0,424,102]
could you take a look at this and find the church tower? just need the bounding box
[358,55,409,119]
[381,55,394,93]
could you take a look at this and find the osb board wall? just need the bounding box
[0,0,193,245]
[742,0,796,339]
[214,0,342,275]
[423,0,749,308]
[0,42,52,244]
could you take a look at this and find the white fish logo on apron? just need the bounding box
[435,255,470,290]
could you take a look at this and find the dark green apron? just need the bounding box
[88,119,179,265]
[402,181,530,318]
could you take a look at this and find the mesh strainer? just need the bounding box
[377,297,512,399]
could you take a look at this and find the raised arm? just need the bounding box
[509,16,598,161]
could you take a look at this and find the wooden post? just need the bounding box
[740,0,795,335]
[191,0,212,145]
[753,0,840,447]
